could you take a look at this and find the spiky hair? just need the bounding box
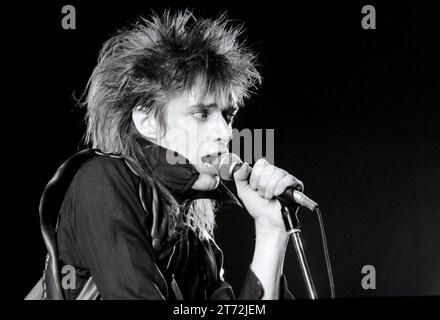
[82,9,261,154]
[80,10,261,239]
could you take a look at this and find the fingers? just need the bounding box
[263,168,286,199]
[233,162,251,189]
[250,159,304,199]
[273,174,304,197]
[256,165,275,198]
[250,159,269,190]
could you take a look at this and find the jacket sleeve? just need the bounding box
[210,268,294,300]
[70,157,168,300]
[238,268,295,299]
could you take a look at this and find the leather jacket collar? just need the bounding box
[134,136,242,208]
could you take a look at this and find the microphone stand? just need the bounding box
[281,204,317,299]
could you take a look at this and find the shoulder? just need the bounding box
[67,153,144,204]
[63,152,152,226]
[76,154,138,185]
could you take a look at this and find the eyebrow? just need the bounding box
[191,103,237,113]
[192,103,217,109]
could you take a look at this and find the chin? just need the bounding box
[191,173,220,191]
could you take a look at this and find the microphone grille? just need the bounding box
[215,153,243,181]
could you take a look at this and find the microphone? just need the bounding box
[214,153,318,211]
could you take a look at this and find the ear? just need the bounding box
[132,107,159,141]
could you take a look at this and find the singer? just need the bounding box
[34,10,306,300]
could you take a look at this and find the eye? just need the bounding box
[192,109,209,121]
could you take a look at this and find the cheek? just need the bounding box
[177,125,211,161]
[161,115,215,163]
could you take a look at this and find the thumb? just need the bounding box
[233,162,251,189]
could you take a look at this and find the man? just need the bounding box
[40,10,304,300]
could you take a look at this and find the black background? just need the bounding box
[11,1,439,299]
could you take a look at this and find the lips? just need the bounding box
[200,152,225,172]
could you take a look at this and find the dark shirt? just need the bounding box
[56,140,294,300]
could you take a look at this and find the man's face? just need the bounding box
[158,89,237,191]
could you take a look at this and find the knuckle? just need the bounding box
[261,169,271,179]
[255,158,269,167]
[265,164,275,174]
[268,178,278,189]
[250,172,260,185]
[273,186,283,196]
[275,167,286,178]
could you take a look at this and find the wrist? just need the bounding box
[251,223,289,300]
[254,221,289,252]
[255,219,289,243]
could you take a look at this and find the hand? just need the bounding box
[233,159,304,233]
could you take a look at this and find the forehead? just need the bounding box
[176,87,237,112]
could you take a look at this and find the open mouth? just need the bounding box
[200,152,224,171]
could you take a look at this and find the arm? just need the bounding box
[233,159,303,300]
[209,230,294,300]
[250,224,288,299]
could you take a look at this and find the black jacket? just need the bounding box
[50,139,294,300]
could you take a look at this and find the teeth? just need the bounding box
[204,162,213,168]
[201,153,224,170]
[201,160,214,169]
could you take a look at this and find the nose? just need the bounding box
[209,111,232,144]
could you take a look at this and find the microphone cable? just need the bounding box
[314,206,336,298]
